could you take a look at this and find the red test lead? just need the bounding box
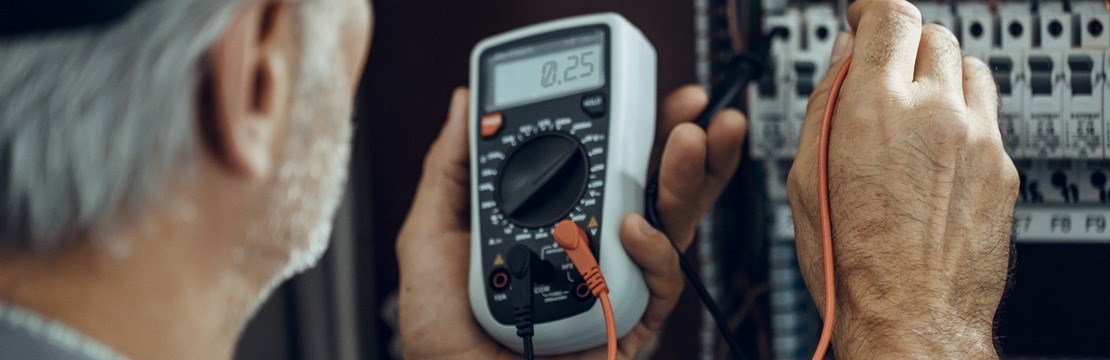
[812,55,852,360]
[553,219,617,360]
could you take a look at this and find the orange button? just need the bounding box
[480,113,503,138]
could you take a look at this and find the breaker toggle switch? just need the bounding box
[794,61,816,97]
[1030,56,1055,96]
[991,57,1014,95]
[1069,56,1094,96]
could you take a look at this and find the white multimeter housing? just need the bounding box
[467,13,656,354]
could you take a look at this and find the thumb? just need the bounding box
[618,214,683,343]
[406,87,471,231]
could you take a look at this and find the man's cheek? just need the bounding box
[340,0,372,84]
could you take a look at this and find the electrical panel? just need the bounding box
[701,1,1110,359]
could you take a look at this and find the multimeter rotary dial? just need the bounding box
[496,132,589,228]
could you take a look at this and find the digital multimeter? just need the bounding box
[467,13,656,355]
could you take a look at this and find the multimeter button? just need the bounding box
[480,113,504,138]
[581,93,606,118]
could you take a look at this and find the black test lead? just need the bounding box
[644,27,786,360]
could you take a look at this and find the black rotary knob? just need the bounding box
[497,133,589,228]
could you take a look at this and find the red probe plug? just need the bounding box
[554,220,609,296]
[553,219,617,360]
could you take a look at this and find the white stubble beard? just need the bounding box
[238,0,354,321]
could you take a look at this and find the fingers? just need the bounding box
[660,108,747,191]
[408,87,470,230]
[962,56,1002,138]
[657,123,707,249]
[659,85,709,134]
[652,86,709,170]
[655,100,747,250]
[619,214,683,335]
[705,108,747,180]
[846,0,923,87]
[914,24,964,94]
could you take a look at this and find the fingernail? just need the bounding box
[830,31,854,65]
[638,216,659,238]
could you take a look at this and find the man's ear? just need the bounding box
[199,1,295,178]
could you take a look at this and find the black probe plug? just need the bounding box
[506,244,552,360]
[691,27,787,128]
[646,27,787,228]
[642,27,787,360]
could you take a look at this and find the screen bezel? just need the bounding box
[479,25,611,113]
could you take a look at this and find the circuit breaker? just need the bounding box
[747,0,1110,241]
[700,1,1110,359]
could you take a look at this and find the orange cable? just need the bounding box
[598,293,618,360]
[553,219,617,360]
[813,55,852,360]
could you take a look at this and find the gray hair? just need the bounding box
[0,0,244,251]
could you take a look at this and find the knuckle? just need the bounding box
[420,140,442,169]
[965,57,996,87]
[963,55,990,75]
[861,0,923,26]
[806,86,832,116]
[786,183,803,209]
[786,164,802,191]
[890,0,924,25]
[859,85,913,110]
[918,92,967,114]
[1003,163,1016,196]
[964,56,1002,103]
[856,1,922,71]
[420,154,443,179]
[922,23,960,48]
[921,25,962,64]
[920,110,972,146]
[786,163,812,207]
[998,159,1021,195]
[419,147,461,187]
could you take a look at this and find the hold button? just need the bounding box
[581,93,606,118]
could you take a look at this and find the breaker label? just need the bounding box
[1068,113,1104,157]
[1012,207,1110,242]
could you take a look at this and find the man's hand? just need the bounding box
[396,86,747,359]
[788,0,1017,358]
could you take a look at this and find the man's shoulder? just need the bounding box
[0,304,126,360]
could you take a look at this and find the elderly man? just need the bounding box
[0,0,370,358]
[0,0,1015,359]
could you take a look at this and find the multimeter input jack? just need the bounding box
[573,281,592,301]
[489,268,511,292]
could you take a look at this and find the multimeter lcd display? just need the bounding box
[486,30,606,110]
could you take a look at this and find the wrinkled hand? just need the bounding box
[788,0,1017,358]
[396,86,747,359]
